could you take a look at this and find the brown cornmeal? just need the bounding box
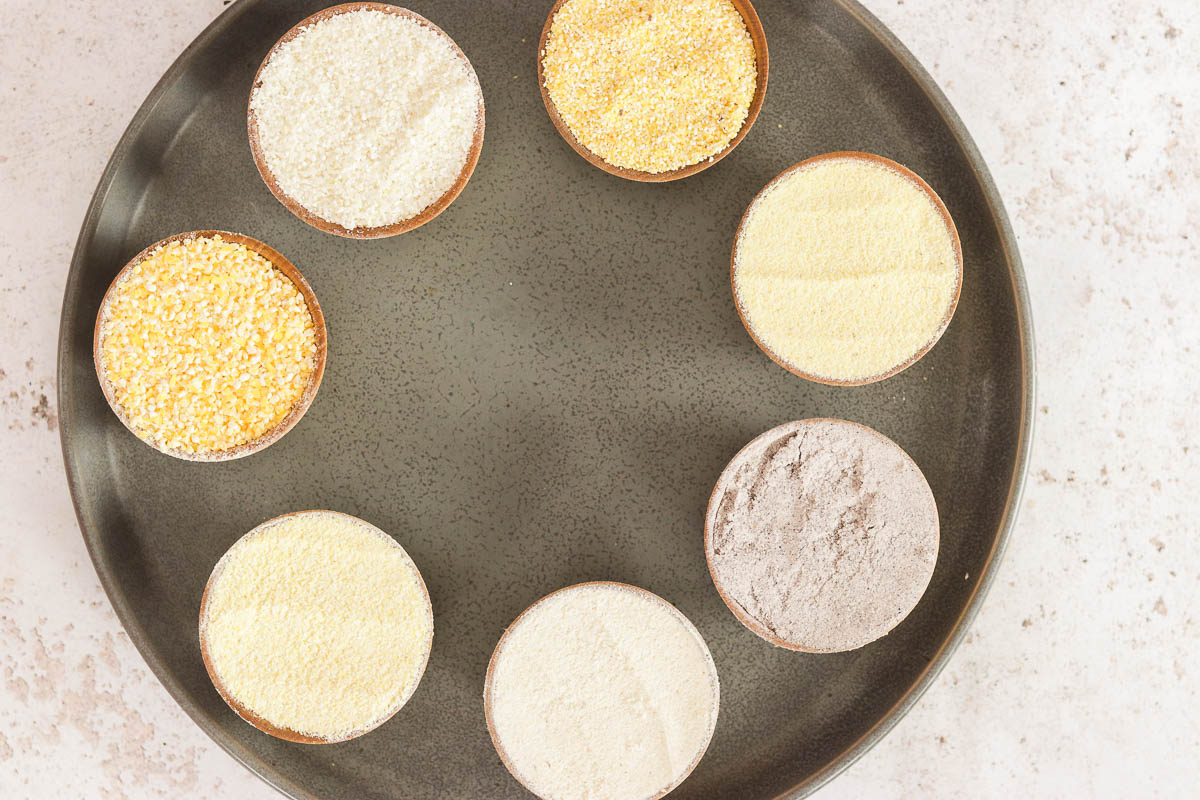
[706,419,940,653]
[541,0,757,174]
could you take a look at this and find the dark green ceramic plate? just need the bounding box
[58,1,1034,797]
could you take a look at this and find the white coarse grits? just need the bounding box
[487,583,719,800]
[250,9,481,230]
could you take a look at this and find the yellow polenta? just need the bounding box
[542,0,756,174]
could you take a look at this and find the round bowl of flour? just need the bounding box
[705,418,940,653]
[731,152,962,385]
[484,582,720,800]
[199,510,434,743]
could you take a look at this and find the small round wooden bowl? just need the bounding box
[198,510,435,744]
[703,418,941,653]
[483,581,720,800]
[537,0,769,183]
[247,3,486,238]
[730,151,964,386]
[93,231,327,462]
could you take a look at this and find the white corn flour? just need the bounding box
[487,583,719,800]
[200,511,433,741]
[250,9,481,229]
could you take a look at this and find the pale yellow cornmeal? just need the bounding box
[542,0,756,174]
[201,512,433,740]
[733,157,960,382]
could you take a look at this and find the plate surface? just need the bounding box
[58,1,1033,798]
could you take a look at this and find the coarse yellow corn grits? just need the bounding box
[98,235,317,456]
[542,0,757,174]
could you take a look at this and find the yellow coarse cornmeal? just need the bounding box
[97,235,317,457]
[200,512,433,741]
[541,0,756,174]
[733,156,961,383]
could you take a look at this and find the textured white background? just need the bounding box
[1,0,1196,797]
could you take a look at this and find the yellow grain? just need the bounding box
[202,512,433,740]
[542,0,756,174]
[733,157,960,382]
[98,235,317,456]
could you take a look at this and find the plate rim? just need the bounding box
[779,2,1036,796]
[56,1,1036,798]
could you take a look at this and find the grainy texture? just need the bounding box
[707,420,939,652]
[487,584,718,800]
[97,235,317,456]
[251,8,481,229]
[542,0,756,173]
[733,157,959,383]
[4,1,1197,799]
[201,511,432,741]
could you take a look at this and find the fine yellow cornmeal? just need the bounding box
[98,235,317,456]
[733,157,961,382]
[200,512,433,741]
[542,0,756,174]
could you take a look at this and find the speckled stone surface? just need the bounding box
[0,2,1196,799]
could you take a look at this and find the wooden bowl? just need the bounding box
[703,418,941,653]
[536,0,769,182]
[247,3,486,238]
[483,581,720,800]
[93,231,327,461]
[730,151,964,386]
[198,510,435,744]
